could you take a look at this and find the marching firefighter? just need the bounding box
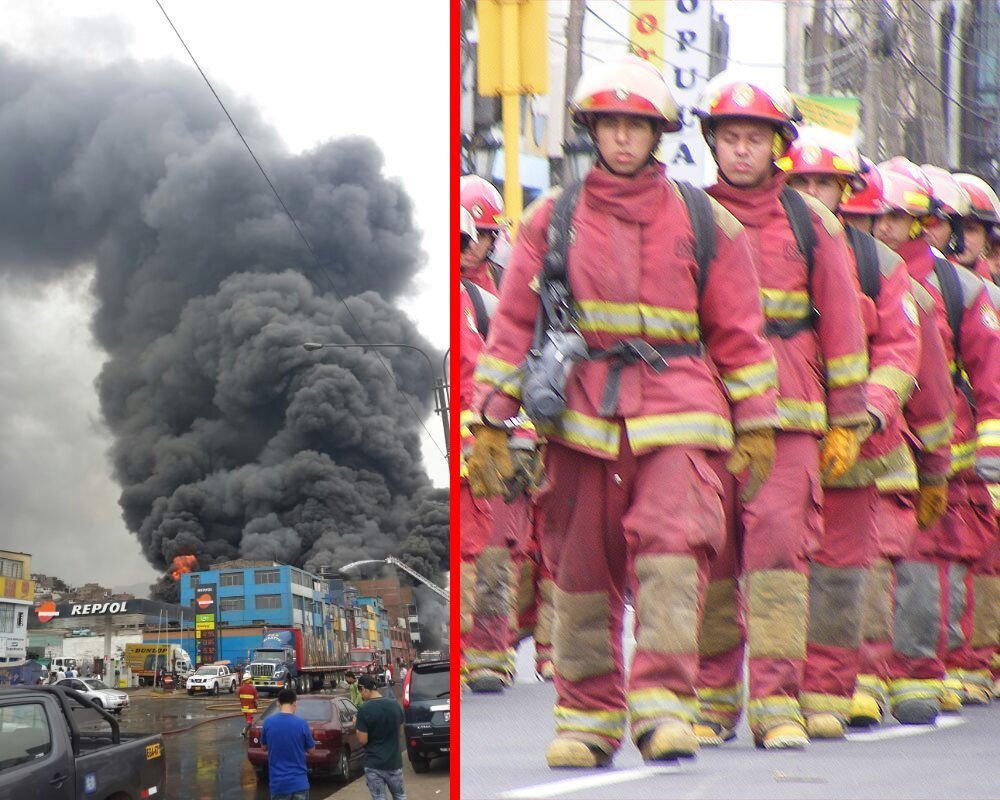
[693,75,870,750]
[458,207,516,694]
[873,158,1000,718]
[470,55,779,768]
[838,162,957,727]
[779,127,921,738]
[239,671,259,739]
[945,171,1000,704]
[460,174,508,292]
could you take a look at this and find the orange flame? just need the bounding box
[169,555,199,581]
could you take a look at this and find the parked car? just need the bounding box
[0,685,164,800]
[247,696,362,782]
[185,664,237,695]
[402,659,449,772]
[53,678,129,714]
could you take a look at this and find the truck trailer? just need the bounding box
[247,629,350,695]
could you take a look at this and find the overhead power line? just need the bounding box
[152,0,447,461]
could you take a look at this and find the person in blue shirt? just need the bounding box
[261,688,315,800]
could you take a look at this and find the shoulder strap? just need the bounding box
[779,186,817,286]
[676,181,717,295]
[460,278,490,339]
[932,256,964,362]
[844,225,881,302]
[543,181,586,286]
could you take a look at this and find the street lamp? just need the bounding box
[463,127,502,178]
[302,342,450,461]
[563,130,596,183]
[340,557,449,602]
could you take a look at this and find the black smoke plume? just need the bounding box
[0,49,441,592]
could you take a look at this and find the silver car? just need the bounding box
[55,677,130,713]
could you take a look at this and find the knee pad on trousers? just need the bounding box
[552,586,615,682]
[699,578,742,658]
[807,564,866,649]
[475,547,514,618]
[860,559,894,643]
[893,561,940,659]
[747,570,808,659]
[460,561,476,635]
[971,575,1000,649]
[634,554,700,655]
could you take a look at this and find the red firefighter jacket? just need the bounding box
[897,239,1000,482]
[461,260,499,295]
[827,237,921,490]
[472,163,778,460]
[708,174,869,434]
[238,681,258,714]
[460,283,489,479]
[900,280,956,485]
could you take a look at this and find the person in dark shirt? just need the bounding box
[261,688,315,800]
[356,674,407,800]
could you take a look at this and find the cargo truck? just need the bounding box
[123,644,193,687]
[247,629,350,695]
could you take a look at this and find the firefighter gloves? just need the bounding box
[505,446,543,503]
[819,426,862,482]
[726,428,776,502]
[916,480,949,530]
[468,424,514,498]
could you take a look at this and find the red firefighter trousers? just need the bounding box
[697,432,822,735]
[801,485,878,719]
[537,437,723,753]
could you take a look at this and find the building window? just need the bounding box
[0,558,23,579]
[255,570,280,585]
[220,597,245,612]
[219,572,244,587]
[255,595,281,610]
[0,604,13,633]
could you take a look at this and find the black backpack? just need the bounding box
[931,256,976,411]
[844,224,882,302]
[460,277,491,339]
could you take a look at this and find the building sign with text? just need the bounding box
[193,586,218,665]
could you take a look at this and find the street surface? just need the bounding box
[461,670,999,800]
[115,685,449,799]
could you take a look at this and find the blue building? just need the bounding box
[177,560,335,667]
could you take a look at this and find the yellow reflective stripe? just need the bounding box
[829,441,916,490]
[868,365,916,406]
[554,705,627,738]
[977,419,1000,448]
[952,439,976,473]
[761,288,811,319]
[696,685,744,712]
[627,688,699,721]
[913,414,954,453]
[747,696,805,726]
[574,300,701,342]
[625,412,733,451]
[540,410,620,457]
[464,648,512,671]
[473,354,523,398]
[800,691,852,717]
[874,456,919,493]
[777,398,827,431]
[722,359,779,401]
[826,351,870,388]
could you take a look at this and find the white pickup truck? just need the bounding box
[185,663,237,695]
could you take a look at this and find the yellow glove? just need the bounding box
[820,426,862,482]
[468,425,514,498]
[917,480,949,530]
[504,446,543,502]
[988,484,1000,517]
[726,428,776,502]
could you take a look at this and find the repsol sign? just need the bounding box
[70,601,129,616]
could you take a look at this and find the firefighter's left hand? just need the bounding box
[504,445,543,502]
[726,428,776,502]
[468,425,514,498]
[820,425,862,482]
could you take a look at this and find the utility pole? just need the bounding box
[560,0,586,187]
[806,0,829,96]
[859,0,881,158]
[785,0,806,94]
[905,0,947,165]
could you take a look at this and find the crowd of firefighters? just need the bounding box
[458,54,1000,769]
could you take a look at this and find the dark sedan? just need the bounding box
[247,695,363,782]
[403,659,450,772]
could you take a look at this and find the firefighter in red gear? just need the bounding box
[470,55,780,769]
[873,158,1000,718]
[239,671,259,738]
[944,172,1000,704]
[693,76,870,750]
[460,174,507,292]
[839,159,958,727]
[779,127,921,738]
[458,210,519,694]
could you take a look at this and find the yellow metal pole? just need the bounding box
[499,0,523,230]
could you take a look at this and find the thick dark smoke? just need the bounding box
[0,49,441,592]
[397,487,449,583]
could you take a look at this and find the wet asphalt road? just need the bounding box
[119,685,449,800]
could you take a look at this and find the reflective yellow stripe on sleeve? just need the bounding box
[761,288,811,320]
[473,354,523,399]
[826,351,870,389]
[776,399,827,432]
[951,439,976,473]
[721,359,779,402]
[976,419,1000,449]
[913,414,954,453]
[539,410,620,457]
[867,364,916,407]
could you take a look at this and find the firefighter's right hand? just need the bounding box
[468,424,514,498]
[504,445,543,502]
[726,428,776,503]
[916,479,948,530]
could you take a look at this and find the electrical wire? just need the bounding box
[152,0,448,461]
